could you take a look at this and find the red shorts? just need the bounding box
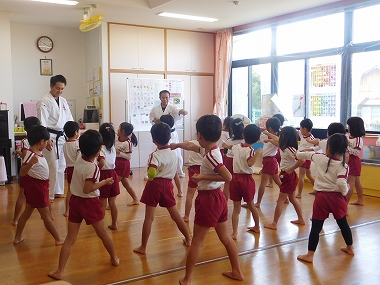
[275,149,281,164]
[262,156,278,175]
[300,159,311,169]
[230,173,255,202]
[140,178,176,208]
[24,175,50,208]
[312,192,347,220]
[224,156,233,174]
[99,169,120,198]
[348,155,361,176]
[66,166,74,184]
[69,195,104,225]
[19,174,28,189]
[115,157,131,178]
[188,165,200,188]
[279,171,298,194]
[194,188,228,227]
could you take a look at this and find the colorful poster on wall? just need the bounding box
[310,93,336,116]
[292,94,305,117]
[311,63,336,87]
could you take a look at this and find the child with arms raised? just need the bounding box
[13,125,64,245]
[264,126,305,230]
[224,124,262,239]
[172,114,244,284]
[98,123,120,230]
[345,117,365,206]
[62,121,80,217]
[296,134,354,263]
[115,122,139,206]
[12,116,41,225]
[48,130,119,280]
[133,122,191,255]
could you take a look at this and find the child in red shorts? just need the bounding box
[13,125,64,245]
[133,122,191,255]
[172,114,244,284]
[48,130,119,280]
[264,126,305,230]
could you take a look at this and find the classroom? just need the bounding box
[0,0,380,284]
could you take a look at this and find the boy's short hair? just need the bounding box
[151,122,171,145]
[64,121,80,138]
[300,118,313,131]
[266,117,281,133]
[27,125,50,145]
[23,116,41,132]
[196,114,222,142]
[327,122,346,137]
[244,124,261,144]
[79,130,103,158]
[159,114,175,128]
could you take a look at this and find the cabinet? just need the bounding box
[109,24,165,71]
[167,30,214,73]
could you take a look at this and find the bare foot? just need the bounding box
[13,237,25,244]
[231,234,237,240]
[111,256,120,266]
[266,184,273,188]
[183,238,191,247]
[106,205,111,210]
[290,219,305,225]
[182,216,189,222]
[341,246,354,255]
[297,254,313,263]
[63,212,69,217]
[349,200,364,206]
[133,246,146,255]
[11,221,18,226]
[127,200,139,206]
[241,203,248,208]
[177,193,183,197]
[295,194,302,199]
[108,225,118,230]
[254,203,260,209]
[55,238,65,246]
[309,191,316,195]
[179,277,189,285]
[264,223,277,230]
[222,271,244,281]
[247,226,260,233]
[48,271,62,280]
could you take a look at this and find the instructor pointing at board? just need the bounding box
[149,90,188,124]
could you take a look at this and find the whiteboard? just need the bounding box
[126,78,184,131]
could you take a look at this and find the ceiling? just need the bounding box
[0,0,342,32]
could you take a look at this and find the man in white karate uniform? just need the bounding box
[37,75,73,201]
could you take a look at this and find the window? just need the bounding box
[352,51,380,131]
[277,60,305,127]
[252,64,271,122]
[232,28,271,60]
[231,67,248,117]
[276,13,344,55]
[353,4,380,43]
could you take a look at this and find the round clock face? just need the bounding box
[37,36,53,53]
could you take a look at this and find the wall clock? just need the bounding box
[37,36,53,53]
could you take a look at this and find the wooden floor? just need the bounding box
[1,168,380,285]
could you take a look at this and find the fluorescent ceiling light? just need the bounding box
[31,0,79,5]
[158,12,218,22]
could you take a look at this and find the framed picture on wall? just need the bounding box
[40,59,52,75]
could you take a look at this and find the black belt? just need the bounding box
[47,128,65,159]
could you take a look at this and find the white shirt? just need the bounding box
[217,131,230,149]
[21,138,30,151]
[279,147,298,171]
[312,139,327,153]
[297,152,349,195]
[70,156,100,198]
[187,140,203,166]
[198,145,224,190]
[346,135,363,157]
[149,104,182,123]
[225,138,244,158]
[231,143,255,174]
[99,145,116,170]
[63,139,80,167]
[298,130,315,152]
[22,150,49,180]
[147,145,177,179]
[37,93,73,133]
[260,133,278,157]
[115,138,133,160]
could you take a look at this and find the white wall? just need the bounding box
[10,23,87,122]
